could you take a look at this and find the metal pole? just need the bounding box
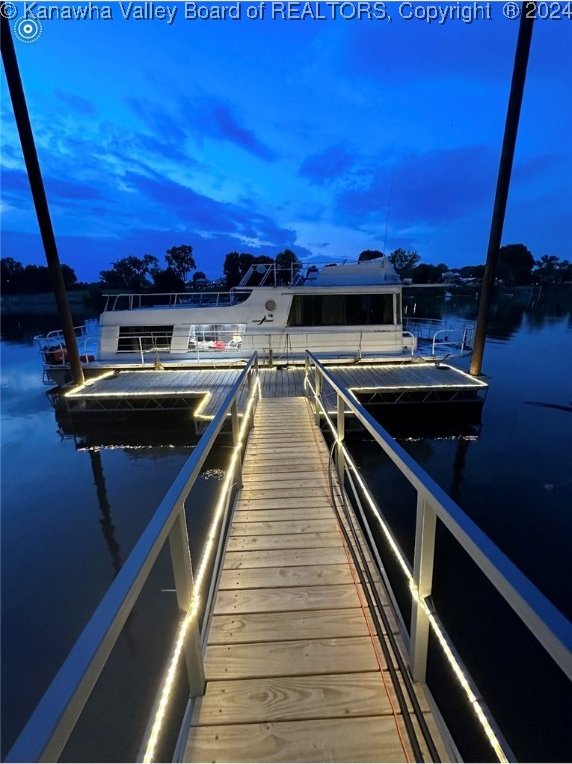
[167,510,205,696]
[470,5,535,376]
[410,494,437,682]
[314,365,322,426]
[1,15,85,385]
[231,399,243,488]
[336,393,345,483]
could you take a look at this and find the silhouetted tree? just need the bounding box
[165,245,196,282]
[193,271,207,286]
[151,266,185,292]
[388,248,420,278]
[411,263,448,284]
[223,253,273,288]
[1,258,77,293]
[497,244,534,285]
[100,255,158,290]
[358,250,385,262]
[1,257,24,293]
[275,249,301,284]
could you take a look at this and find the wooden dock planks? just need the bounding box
[185,395,436,763]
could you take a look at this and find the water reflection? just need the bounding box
[404,284,572,342]
[89,450,123,579]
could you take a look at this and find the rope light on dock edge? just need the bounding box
[142,375,261,763]
[305,374,509,764]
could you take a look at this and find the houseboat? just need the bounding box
[37,258,473,381]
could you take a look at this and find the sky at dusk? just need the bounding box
[1,1,571,281]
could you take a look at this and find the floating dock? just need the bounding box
[62,361,486,419]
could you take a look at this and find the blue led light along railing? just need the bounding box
[6,353,260,764]
[304,351,572,763]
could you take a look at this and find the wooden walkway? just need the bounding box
[185,397,446,762]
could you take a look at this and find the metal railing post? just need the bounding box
[336,392,345,482]
[167,510,205,697]
[231,399,243,488]
[410,493,437,682]
[314,365,322,425]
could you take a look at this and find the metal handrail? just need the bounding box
[6,353,260,763]
[304,351,572,760]
[431,327,471,355]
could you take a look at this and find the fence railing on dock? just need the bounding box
[5,354,260,764]
[304,351,572,763]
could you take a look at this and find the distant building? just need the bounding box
[442,270,461,283]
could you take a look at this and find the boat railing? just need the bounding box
[403,318,475,355]
[238,261,302,287]
[304,351,572,763]
[102,291,245,311]
[35,322,99,380]
[5,354,261,764]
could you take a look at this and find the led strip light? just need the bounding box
[306,374,509,763]
[143,376,261,763]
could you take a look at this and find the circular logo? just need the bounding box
[0,2,18,19]
[502,2,521,19]
[14,17,42,44]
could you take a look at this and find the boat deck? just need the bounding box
[64,362,486,418]
[185,397,447,762]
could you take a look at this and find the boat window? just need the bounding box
[117,325,174,351]
[287,294,394,326]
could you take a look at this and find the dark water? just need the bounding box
[1,289,571,761]
[349,286,572,762]
[0,310,230,761]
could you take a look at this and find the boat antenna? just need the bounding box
[383,163,395,255]
[1,10,85,385]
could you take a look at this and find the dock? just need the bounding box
[185,397,447,762]
[62,361,486,419]
[10,352,568,764]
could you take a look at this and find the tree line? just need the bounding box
[1,242,570,296]
[359,245,572,286]
[1,257,77,294]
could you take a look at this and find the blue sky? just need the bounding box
[1,2,571,281]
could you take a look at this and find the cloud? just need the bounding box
[337,146,495,228]
[124,172,306,252]
[54,91,97,117]
[192,97,277,161]
[128,94,276,162]
[2,169,102,203]
[299,145,355,185]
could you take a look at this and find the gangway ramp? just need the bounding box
[185,397,446,762]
